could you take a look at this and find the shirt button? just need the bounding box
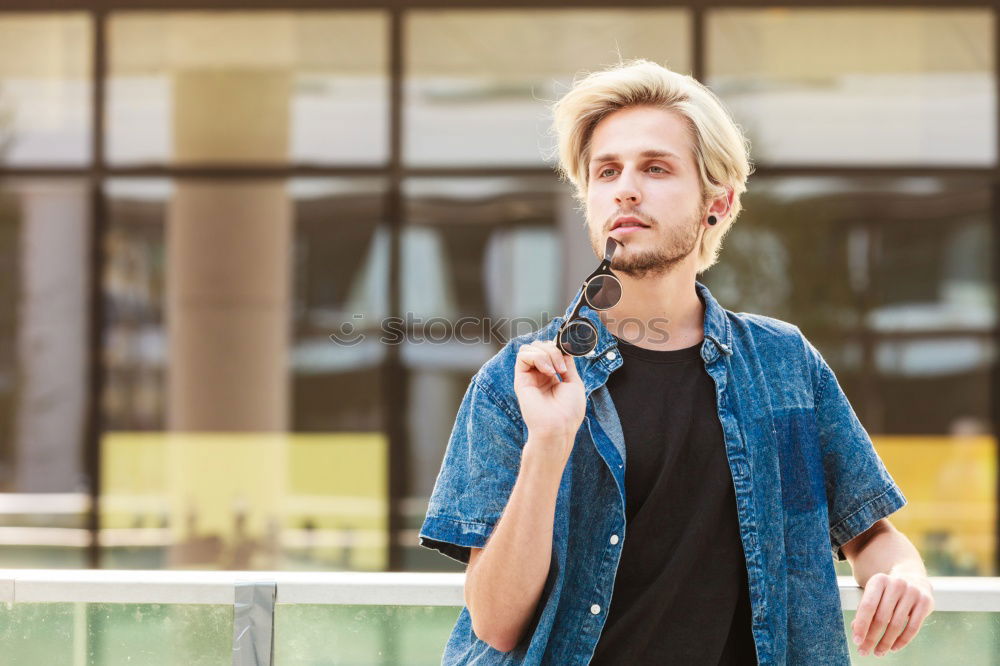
[590,604,601,615]
[610,534,620,545]
[605,351,617,361]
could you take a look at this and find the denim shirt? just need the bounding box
[419,280,906,665]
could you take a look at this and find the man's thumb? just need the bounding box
[560,354,582,382]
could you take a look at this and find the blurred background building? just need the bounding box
[0,1,995,581]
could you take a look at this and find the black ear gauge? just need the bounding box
[707,215,718,226]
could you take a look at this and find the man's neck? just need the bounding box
[597,264,705,352]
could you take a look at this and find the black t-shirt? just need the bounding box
[589,336,758,666]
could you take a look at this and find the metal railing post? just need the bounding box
[232,581,276,666]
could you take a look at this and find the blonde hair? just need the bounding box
[550,59,753,274]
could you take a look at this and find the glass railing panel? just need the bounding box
[0,603,232,665]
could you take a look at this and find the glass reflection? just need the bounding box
[703,176,993,336]
[102,178,388,570]
[707,8,995,165]
[872,190,993,332]
[0,14,92,166]
[403,177,563,323]
[405,9,690,165]
[107,12,388,165]
[0,178,90,568]
[874,428,996,576]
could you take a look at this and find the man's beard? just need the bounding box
[590,209,703,280]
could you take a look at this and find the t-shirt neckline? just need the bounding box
[611,335,704,364]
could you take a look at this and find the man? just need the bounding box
[418,59,933,665]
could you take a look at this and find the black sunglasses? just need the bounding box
[555,237,623,357]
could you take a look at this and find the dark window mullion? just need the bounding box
[992,0,1000,578]
[3,165,1000,179]
[85,6,108,571]
[385,6,406,576]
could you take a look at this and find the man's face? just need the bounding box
[584,105,707,279]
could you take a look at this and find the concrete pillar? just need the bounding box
[164,64,293,567]
[166,69,292,432]
[14,182,89,491]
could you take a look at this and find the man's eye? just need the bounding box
[599,168,616,178]
[649,165,669,173]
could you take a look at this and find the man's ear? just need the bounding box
[710,186,735,219]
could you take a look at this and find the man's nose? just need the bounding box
[614,169,641,206]
[615,188,641,208]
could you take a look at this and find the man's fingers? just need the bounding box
[851,574,886,646]
[872,588,918,656]
[517,345,558,377]
[516,345,551,374]
[857,576,905,656]
[517,340,582,383]
[889,595,933,652]
[525,340,567,375]
[559,353,580,381]
[536,340,568,373]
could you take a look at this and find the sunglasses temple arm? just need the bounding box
[604,237,619,263]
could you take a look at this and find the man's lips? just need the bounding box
[610,217,650,237]
[610,216,650,231]
[610,225,647,236]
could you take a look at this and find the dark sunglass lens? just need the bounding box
[559,320,598,356]
[585,275,622,310]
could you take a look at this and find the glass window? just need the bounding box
[107,12,389,166]
[402,176,566,324]
[703,177,867,333]
[102,178,388,571]
[871,187,993,332]
[0,178,91,568]
[0,14,92,166]
[403,367,473,572]
[703,176,993,336]
[873,431,995,577]
[405,9,690,166]
[874,336,993,436]
[291,178,388,434]
[707,9,995,165]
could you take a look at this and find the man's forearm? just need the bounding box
[465,437,567,652]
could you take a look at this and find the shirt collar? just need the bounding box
[556,279,733,366]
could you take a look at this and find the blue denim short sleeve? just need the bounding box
[807,342,907,561]
[418,375,525,565]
